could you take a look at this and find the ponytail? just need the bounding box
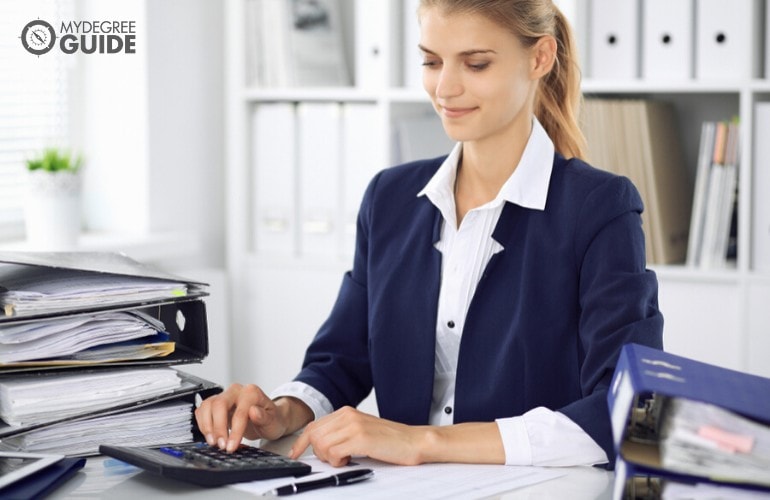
[534,8,586,160]
[419,0,587,160]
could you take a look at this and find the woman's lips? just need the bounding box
[441,106,478,118]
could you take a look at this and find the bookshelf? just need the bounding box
[224,0,770,399]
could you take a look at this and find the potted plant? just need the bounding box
[25,148,83,250]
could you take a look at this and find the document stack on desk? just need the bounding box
[0,251,221,456]
[607,343,770,499]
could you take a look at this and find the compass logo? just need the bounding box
[20,18,137,56]
[21,19,57,56]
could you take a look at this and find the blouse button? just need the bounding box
[447,320,455,329]
[444,406,453,414]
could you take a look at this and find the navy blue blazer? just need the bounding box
[294,153,664,467]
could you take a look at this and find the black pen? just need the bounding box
[268,468,374,496]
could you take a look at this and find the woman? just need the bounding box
[196,0,663,468]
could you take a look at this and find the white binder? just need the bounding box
[588,0,639,79]
[341,104,385,259]
[642,0,693,80]
[297,103,341,258]
[402,0,422,89]
[251,103,297,256]
[753,103,770,272]
[695,0,762,80]
[355,0,388,89]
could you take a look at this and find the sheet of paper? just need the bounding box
[230,456,565,499]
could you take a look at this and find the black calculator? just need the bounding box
[99,442,312,487]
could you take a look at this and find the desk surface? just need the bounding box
[49,437,614,499]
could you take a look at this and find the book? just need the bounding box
[686,122,717,267]
[692,121,740,269]
[608,343,770,497]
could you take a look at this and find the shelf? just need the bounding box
[242,87,379,103]
[650,263,742,284]
[750,80,770,92]
[581,79,747,94]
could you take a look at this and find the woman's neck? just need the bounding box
[454,114,532,224]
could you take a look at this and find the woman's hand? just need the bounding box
[289,406,428,467]
[194,383,312,453]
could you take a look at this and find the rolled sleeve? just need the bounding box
[271,381,334,420]
[497,407,608,466]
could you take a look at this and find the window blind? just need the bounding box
[0,0,74,238]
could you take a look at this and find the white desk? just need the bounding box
[49,437,614,499]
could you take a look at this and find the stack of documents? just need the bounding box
[0,251,220,456]
[0,311,169,364]
[0,367,182,426]
[608,344,770,499]
[0,401,193,456]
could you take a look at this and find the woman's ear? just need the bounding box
[530,35,557,79]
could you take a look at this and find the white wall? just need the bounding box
[76,0,150,236]
[145,0,225,270]
[76,0,225,270]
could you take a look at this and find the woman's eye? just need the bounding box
[468,62,490,71]
[422,59,440,68]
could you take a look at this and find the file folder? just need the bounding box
[341,104,385,259]
[612,454,770,500]
[355,0,388,89]
[0,252,207,319]
[608,343,770,498]
[754,103,770,272]
[0,298,210,372]
[251,103,297,256]
[0,456,85,500]
[695,0,762,80]
[0,370,221,455]
[588,0,639,79]
[402,0,422,89]
[297,103,341,258]
[641,0,693,80]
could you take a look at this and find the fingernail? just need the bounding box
[206,434,214,446]
[289,448,295,457]
[217,437,226,449]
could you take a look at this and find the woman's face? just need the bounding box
[419,7,538,144]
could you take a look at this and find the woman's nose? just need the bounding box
[435,67,463,99]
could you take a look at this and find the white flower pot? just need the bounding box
[25,170,82,250]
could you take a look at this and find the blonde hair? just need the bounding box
[419,0,586,160]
